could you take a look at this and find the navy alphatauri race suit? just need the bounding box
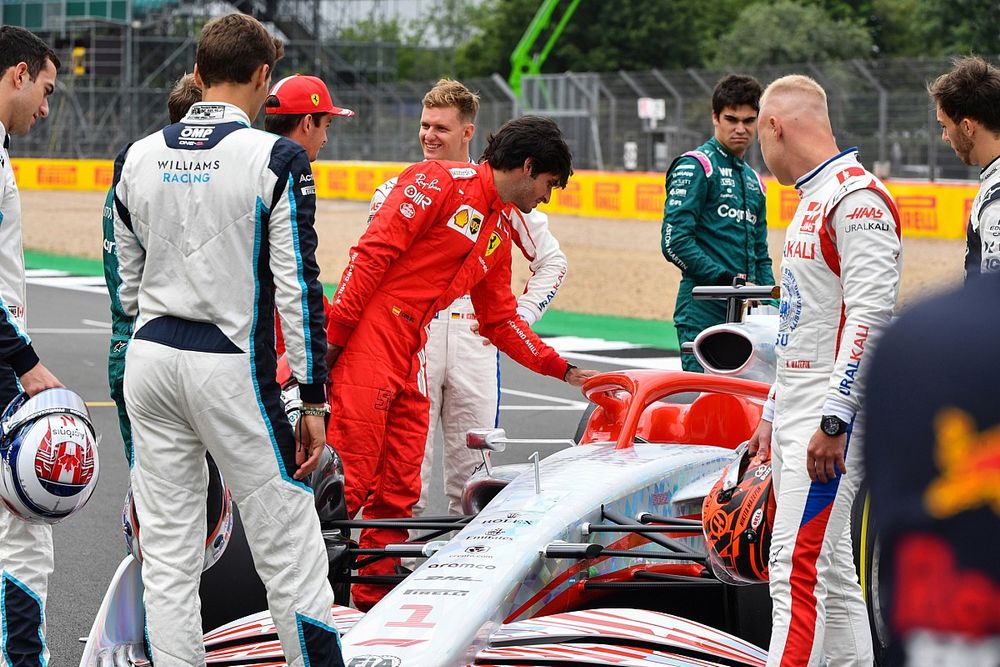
[965,154,1000,279]
[661,137,772,371]
[111,102,343,667]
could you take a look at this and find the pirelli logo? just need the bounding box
[327,169,349,191]
[95,166,114,189]
[553,180,581,209]
[780,190,799,223]
[355,169,376,195]
[896,195,938,232]
[634,183,664,213]
[37,164,77,186]
[594,182,620,210]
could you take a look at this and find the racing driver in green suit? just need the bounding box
[661,74,773,371]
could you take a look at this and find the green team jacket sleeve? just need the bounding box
[752,180,774,286]
[660,156,732,285]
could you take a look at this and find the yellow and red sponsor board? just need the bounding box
[12,158,976,240]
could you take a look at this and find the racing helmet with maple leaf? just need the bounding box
[122,452,233,571]
[702,442,775,584]
[0,388,100,524]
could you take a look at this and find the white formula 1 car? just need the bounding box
[80,286,887,666]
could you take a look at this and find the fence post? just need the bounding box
[852,59,888,169]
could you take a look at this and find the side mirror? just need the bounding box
[466,427,507,453]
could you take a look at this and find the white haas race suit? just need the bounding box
[368,175,568,515]
[966,154,1000,279]
[765,149,902,666]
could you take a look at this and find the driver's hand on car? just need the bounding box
[747,417,772,460]
[565,367,600,387]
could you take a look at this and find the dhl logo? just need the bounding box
[925,407,1000,518]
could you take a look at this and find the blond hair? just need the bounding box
[422,78,480,123]
[761,74,827,110]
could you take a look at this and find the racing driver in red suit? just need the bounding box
[326,116,597,609]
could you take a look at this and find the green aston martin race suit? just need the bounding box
[102,168,135,463]
[661,137,773,371]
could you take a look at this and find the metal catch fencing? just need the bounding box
[15,53,994,182]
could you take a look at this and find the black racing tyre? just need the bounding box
[851,485,892,665]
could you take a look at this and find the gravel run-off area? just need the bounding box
[25,190,964,323]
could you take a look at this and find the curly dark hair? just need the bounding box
[480,116,572,188]
[929,56,1000,134]
[712,74,763,116]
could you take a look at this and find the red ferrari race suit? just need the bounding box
[326,161,569,610]
[764,149,901,666]
[369,176,567,516]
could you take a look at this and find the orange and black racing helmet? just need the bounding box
[702,443,775,584]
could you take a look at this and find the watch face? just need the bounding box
[821,416,844,436]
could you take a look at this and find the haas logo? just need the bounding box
[33,418,95,495]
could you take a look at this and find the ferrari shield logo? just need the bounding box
[485,231,502,256]
[311,93,320,106]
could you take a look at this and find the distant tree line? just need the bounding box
[336,0,1000,81]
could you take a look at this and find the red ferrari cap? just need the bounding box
[266,74,355,117]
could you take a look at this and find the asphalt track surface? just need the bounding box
[22,277,676,665]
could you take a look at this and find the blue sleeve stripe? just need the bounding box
[287,172,312,384]
[249,196,309,493]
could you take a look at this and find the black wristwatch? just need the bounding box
[820,415,849,437]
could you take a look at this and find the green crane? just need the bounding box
[508,0,581,99]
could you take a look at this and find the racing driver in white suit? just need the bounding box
[748,75,901,666]
[368,79,568,517]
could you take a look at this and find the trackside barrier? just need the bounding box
[12,158,974,240]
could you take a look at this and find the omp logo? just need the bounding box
[348,657,402,667]
[180,126,213,139]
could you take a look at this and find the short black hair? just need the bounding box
[929,56,1000,134]
[263,109,329,136]
[480,116,572,188]
[712,74,763,116]
[0,26,60,79]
